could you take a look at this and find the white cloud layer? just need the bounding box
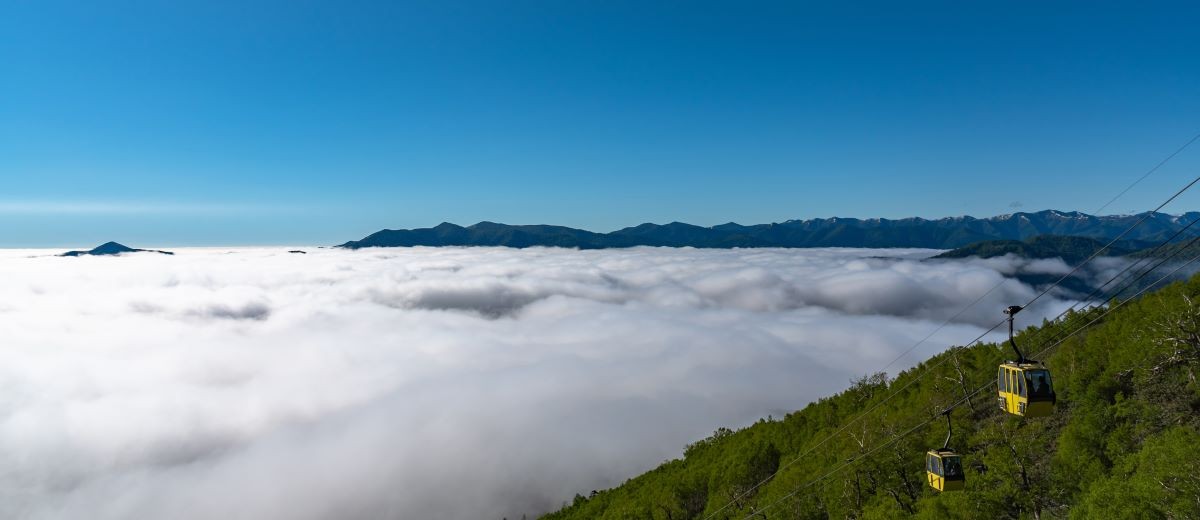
[0,246,1086,519]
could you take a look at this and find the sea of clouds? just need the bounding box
[0,246,1094,519]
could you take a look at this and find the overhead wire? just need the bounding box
[699,164,1200,520]
[1020,174,1200,311]
[739,246,1200,520]
[991,212,1200,362]
[1014,231,1200,356]
[1094,131,1200,215]
[699,132,1200,519]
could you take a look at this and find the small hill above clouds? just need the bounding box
[338,210,1200,250]
[932,235,1140,264]
[60,242,174,257]
[934,232,1200,264]
[1127,238,1200,260]
[930,235,1200,298]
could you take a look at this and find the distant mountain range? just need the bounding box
[338,210,1200,250]
[61,242,174,257]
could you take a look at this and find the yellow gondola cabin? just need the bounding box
[997,305,1056,417]
[925,411,965,492]
[925,449,965,492]
[997,363,1055,417]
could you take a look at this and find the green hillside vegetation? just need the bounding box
[540,275,1200,519]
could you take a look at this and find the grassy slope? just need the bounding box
[541,275,1200,520]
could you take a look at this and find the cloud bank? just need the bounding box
[0,246,1086,519]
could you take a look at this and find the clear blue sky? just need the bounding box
[3,1,1200,246]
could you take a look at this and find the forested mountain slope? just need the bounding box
[540,275,1200,519]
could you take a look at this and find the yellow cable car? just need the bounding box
[926,450,965,492]
[926,411,965,492]
[998,362,1056,417]
[997,306,1056,417]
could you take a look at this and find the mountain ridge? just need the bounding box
[339,210,1200,250]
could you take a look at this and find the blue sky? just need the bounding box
[3,1,1200,246]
